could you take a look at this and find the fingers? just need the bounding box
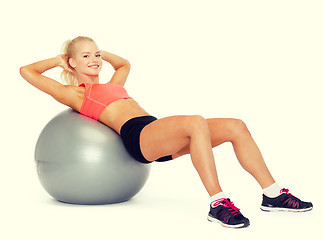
[64,64,74,73]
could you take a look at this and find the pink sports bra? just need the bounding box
[79,82,132,120]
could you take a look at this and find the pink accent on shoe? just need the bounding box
[283,198,300,208]
[218,210,231,223]
[211,198,226,208]
[211,199,241,216]
[280,188,291,195]
[222,200,241,215]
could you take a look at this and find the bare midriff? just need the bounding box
[98,99,150,134]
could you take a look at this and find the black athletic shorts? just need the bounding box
[120,116,173,164]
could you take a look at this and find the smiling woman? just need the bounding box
[61,36,102,86]
[20,35,313,229]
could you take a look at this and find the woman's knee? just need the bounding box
[228,119,251,140]
[186,115,209,133]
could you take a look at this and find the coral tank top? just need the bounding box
[79,82,132,120]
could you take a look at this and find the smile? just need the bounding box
[88,64,100,69]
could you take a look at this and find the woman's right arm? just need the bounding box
[20,55,77,108]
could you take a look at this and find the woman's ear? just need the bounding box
[69,58,76,69]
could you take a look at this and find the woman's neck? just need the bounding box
[76,72,100,85]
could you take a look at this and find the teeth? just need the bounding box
[89,65,99,68]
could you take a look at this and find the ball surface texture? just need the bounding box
[35,109,151,204]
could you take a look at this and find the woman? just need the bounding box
[20,36,312,228]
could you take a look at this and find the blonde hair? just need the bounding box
[60,36,95,86]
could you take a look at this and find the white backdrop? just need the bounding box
[2,0,322,239]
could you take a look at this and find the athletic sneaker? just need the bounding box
[260,188,313,212]
[207,198,250,228]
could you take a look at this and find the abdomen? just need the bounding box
[99,99,150,134]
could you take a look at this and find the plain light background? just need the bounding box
[2,0,322,239]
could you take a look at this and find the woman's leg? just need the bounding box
[140,115,223,196]
[173,118,275,189]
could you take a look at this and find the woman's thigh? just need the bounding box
[139,115,200,161]
[172,118,243,158]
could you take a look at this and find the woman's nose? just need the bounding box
[90,56,97,62]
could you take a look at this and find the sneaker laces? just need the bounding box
[280,188,290,195]
[280,188,302,202]
[221,199,241,215]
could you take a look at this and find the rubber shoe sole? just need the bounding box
[207,214,250,229]
[260,205,313,213]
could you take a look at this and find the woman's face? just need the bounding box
[69,40,103,78]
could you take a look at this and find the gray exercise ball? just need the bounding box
[35,109,151,205]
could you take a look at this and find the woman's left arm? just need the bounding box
[101,50,131,86]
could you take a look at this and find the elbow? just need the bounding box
[20,66,34,81]
[115,60,131,71]
[19,66,27,78]
[123,59,131,69]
